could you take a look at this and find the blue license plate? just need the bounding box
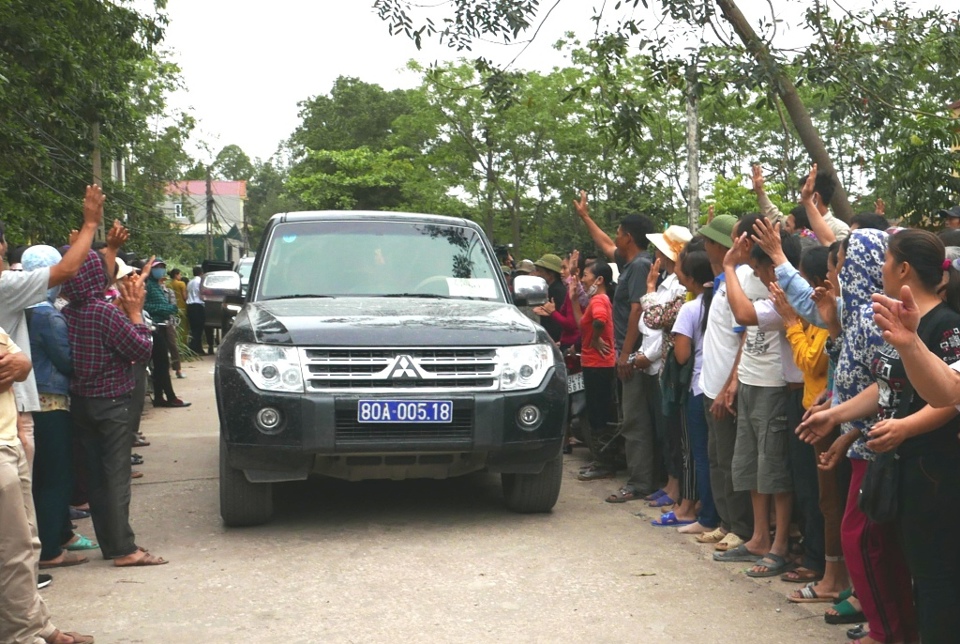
[357,400,453,424]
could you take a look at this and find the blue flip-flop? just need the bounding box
[643,489,666,502]
[64,534,99,551]
[648,494,676,508]
[651,511,694,527]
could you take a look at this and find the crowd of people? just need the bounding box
[0,185,214,644]
[506,164,960,644]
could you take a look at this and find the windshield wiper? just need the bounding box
[381,293,452,299]
[266,294,334,300]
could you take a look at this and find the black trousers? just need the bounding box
[129,361,147,437]
[32,410,73,560]
[152,326,176,403]
[582,367,617,467]
[72,395,137,559]
[786,389,825,573]
[187,303,206,354]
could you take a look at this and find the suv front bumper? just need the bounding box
[216,365,566,480]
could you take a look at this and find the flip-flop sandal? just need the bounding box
[788,582,840,604]
[39,552,89,569]
[606,486,642,503]
[643,489,666,502]
[650,511,694,527]
[781,566,823,583]
[648,494,676,508]
[696,528,727,544]
[65,535,99,551]
[746,553,794,578]
[824,598,865,625]
[714,533,744,552]
[114,552,168,567]
[44,630,95,644]
[713,543,764,562]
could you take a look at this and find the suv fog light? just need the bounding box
[256,407,283,434]
[517,404,542,430]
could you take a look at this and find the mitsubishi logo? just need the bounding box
[389,356,419,379]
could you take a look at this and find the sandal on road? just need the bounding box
[606,486,645,503]
[64,534,98,551]
[44,630,94,644]
[714,533,744,552]
[746,553,794,578]
[647,494,676,508]
[713,543,763,562]
[825,598,865,625]
[781,566,823,583]
[650,511,694,527]
[696,527,727,544]
[788,582,839,604]
[114,551,168,567]
[39,551,89,569]
[644,489,666,502]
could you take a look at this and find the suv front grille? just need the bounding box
[334,408,473,446]
[301,348,499,392]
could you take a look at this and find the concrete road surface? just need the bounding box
[43,356,843,643]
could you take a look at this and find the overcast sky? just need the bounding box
[157,0,945,164]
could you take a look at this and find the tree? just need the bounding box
[372,0,960,224]
[0,0,194,255]
[213,144,254,181]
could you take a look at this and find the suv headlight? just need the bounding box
[235,343,304,392]
[497,344,554,391]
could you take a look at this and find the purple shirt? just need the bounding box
[61,252,153,398]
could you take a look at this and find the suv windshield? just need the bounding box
[237,258,254,281]
[256,220,504,302]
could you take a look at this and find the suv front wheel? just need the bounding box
[501,451,563,513]
[219,436,273,527]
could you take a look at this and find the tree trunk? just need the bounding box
[714,0,854,222]
[483,128,496,238]
[685,64,701,232]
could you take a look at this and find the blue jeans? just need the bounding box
[686,394,718,528]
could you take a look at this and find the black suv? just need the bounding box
[214,211,566,525]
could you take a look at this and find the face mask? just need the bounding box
[586,283,599,297]
[151,267,166,280]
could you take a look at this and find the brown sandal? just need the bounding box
[114,551,168,567]
[44,630,94,644]
[780,566,824,583]
[39,551,89,569]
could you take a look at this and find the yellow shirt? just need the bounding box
[0,329,23,446]
[784,321,829,409]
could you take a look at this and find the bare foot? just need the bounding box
[677,521,712,534]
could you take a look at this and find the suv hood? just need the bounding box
[235,297,543,347]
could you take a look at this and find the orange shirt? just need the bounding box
[581,294,615,368]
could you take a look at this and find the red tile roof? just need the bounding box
[166,180,246,198]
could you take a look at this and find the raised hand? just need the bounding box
[707,204,715,222]
[812,282,839,328]
[800,163,818,203]
[573,190,589,219]
[751,217,784,263]
[82,184,105,227]
[750,164,765,195]
[646,257,662,292]
[106,220,129,250]
[723,232,748,270]
[874,198,885,216]
[769,283,798,327]
[871,285,920,349]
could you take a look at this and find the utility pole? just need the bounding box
[685,62,701,233]
[205,168,214,259]
[92,119,105,241]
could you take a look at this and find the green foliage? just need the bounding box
[706,175,791,221]
[0,0,195,257]
[213,144,254,181]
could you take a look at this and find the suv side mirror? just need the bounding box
[222,294,244,332]
[512,275,549,307]
[200,271,242,302]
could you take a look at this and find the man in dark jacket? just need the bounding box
[532,253,567,344]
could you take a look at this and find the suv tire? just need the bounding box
[501,451,563,513]
[219,436,273,526]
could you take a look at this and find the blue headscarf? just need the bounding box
[21,244,64,304]
[833,229,888,460]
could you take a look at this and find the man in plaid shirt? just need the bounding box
[61,250,168,567]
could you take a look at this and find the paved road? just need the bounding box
[43,356,842,643]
